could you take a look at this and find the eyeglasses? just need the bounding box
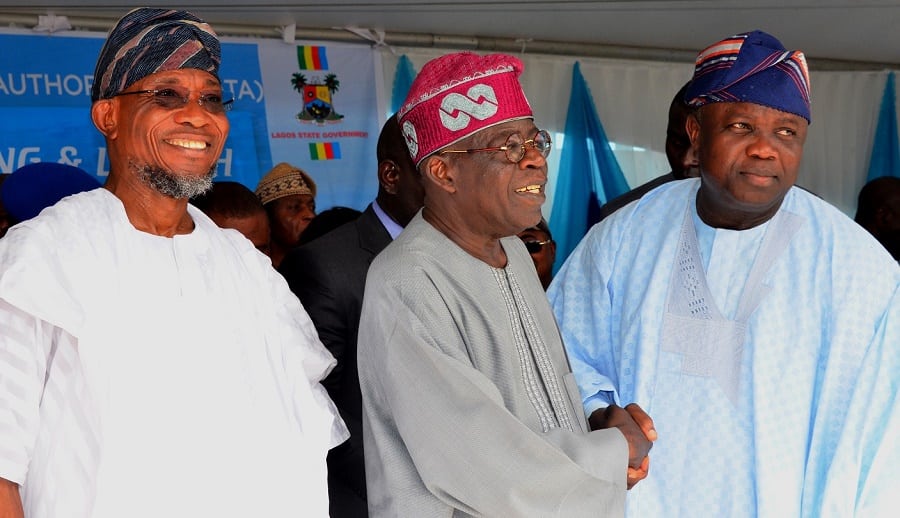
[522,239,553,254]
[111,87,234,114]
[440,129,552,164]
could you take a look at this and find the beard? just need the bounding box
[132,161,215,199]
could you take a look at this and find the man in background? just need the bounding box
[192,180,271,256]
[855,175,900,261]
[0,162,101,235]
[255,162,317,268]
[517,217,556,290]
[279,114,424,517]
[597,81,698,220]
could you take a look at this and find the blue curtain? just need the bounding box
[866,71,900,181]
[549,61,630,272]
[391,55,417,115]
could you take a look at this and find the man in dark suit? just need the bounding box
[597,81,699,220]
[279,115,424,517]
[855,175,900,261]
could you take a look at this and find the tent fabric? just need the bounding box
[390,54,417,115]
[549,61,629,273]
[866,71,900,181]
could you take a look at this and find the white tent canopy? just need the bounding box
[2,1,898,215]
[2,0,899,67]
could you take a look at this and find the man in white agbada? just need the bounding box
[549,30,900,517]
[358,51,656,518]
[0,8,347,518]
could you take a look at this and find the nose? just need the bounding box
[519,143,548,174]
[172,96,212,126]
[746,132,778,160]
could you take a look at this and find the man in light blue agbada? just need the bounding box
[549,30,899,517]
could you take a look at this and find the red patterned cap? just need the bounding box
[398,52,533,166]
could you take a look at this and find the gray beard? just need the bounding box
[132,161,215,199]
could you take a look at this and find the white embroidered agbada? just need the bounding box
[549,179,900,517]
[0,188,348,518]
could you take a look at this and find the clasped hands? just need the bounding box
[589,403,656,489]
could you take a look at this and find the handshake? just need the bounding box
[589,403,656,489]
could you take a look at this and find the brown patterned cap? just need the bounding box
[255,162,317,205]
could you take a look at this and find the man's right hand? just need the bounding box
[589,403,656,489]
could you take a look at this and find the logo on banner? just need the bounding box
[291,72,344,124]
[439,84,498,131]
[291,45,344,124]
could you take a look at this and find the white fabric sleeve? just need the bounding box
[0,299,52,485]
[264,261,349,450]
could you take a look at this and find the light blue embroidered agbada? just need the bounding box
[549,178,900,517]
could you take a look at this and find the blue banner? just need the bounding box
[0,30,381,211]
[219,40,270,185]
[0,33,100,107]
[0,31,269,190]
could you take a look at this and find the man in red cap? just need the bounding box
[357,52,654,517]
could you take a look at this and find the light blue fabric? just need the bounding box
[867,71,900,181]
[548,179,900,517]
[549,62,629,274]
[390,55,416,115]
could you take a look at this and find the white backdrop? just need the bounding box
[382,48,895,217]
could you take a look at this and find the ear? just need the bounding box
[422,156,457,194]
[685,112,701,147]
[685,112,702,166]
[91,99,118,139]
[378,159,400,195]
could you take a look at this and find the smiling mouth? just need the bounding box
[166,138,209,150]
[515,184,543,194]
